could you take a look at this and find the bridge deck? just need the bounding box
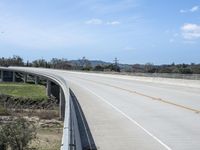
[63,71,200,150]
[5,67,200,150]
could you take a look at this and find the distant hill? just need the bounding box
[69,60,112,67]
[69,59,133,71]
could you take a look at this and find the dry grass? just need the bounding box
[29,118,63,150]
[34,127,63,150]
[36,109,59,120]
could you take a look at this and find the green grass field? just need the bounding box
[0,83,48,100]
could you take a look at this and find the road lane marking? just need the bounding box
[76,76,200,113]
[77,85,172,150]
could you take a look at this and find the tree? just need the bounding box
[158,67,173,73]
[0,117,37,150]
[104,64,120,72]
[94,65,104,71]
[78,57,92,71]
[32,59,47,68]
[50,58,72,69]
[178,68,192,74]
[144,63,154,73]
[0,55,24,67]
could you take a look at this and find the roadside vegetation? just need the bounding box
[0,117,36,150]
[0,83,48,100]
[0,55,200,74]
[0,82,63,150]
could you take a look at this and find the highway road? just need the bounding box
[8,67,200,150]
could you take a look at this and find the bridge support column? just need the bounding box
[46,80,51,97]
[35,76,39,84]
[0,70,3,82]
[12,72,16,82]
[59,87,65,121]
[24,74,27,83]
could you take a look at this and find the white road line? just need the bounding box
[79,85,172,150]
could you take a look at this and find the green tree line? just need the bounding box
[0,56,200,74]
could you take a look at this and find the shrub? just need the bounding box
[0,117,37,150]
[0,105,9,116]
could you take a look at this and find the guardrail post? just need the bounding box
[12,71,16,82]
[59,87,65,121]
[46,80,51,97]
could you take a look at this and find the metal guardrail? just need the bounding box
[125,73,200,80]
[103,72,200,80]
[69,90,97,150]
[79,70,200,80]
[69,94,82,150]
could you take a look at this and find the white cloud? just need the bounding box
[181,23,200,40]
[180,5,199,13]
[106,21,120,25]
[85,18,103,25]
[85,18,120,26]
[190,5,199,12]
[180,9,187,13]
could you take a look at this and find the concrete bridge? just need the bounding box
[1,67,200,150]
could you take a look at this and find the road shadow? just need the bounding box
[70,89,97,150]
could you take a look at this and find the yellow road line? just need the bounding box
[77,77,200,113]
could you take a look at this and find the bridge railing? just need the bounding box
[0,67,96,150]
[104,72,200,80]
[0,67,72,150]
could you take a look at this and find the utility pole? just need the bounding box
[113,57,119,72]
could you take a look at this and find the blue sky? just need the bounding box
[0,0,200,64]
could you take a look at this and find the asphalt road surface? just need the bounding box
[9,67,200,150]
